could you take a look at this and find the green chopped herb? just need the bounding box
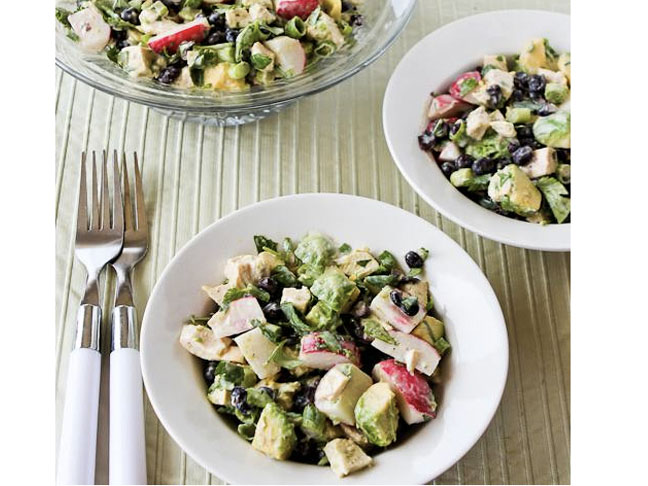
[362,318,398,345]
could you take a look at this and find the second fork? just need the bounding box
[109,152,149,485]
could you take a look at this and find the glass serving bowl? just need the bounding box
[55,0,417,126]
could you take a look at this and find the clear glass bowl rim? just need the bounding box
[55,1,417,113]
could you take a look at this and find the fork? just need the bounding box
[109,152,148,485]
[58,152,123,485]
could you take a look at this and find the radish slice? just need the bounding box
[148,18,210,54]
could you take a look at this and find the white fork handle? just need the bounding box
[57,348,101,485]
[110,348,147,485]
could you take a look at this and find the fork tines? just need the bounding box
[77,151,123,234]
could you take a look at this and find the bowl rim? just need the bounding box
[140,192,509,484]
[382,9,571,252]
[54,1,417,112]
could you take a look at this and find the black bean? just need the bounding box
[405,251,424,269]
[111,29,127,41]
[257,276,280,297]
[440,161,456,177]
[341,1,353,11]
[116,39,130,50]
[390,289,402,307]
[537,103,557,116]
[514,72,529,89]
[556,148,570,164]
[515,125,533,138]
[262,302,284,322]
[400,297,420,317]
[120,7,140,25]
[225,28,239,43]
[204,361,218,384]
[472,157,496,175]
[157,65,181,84]
[507,139,521,154]
[205,31,226,45]
[527,74,546,93]
[519,138,543,149]
[418,132,435,151]
[208,11,225,28]
[512,146,534,165]
[529,90,545,101]
[496,157,513,170]
[231,387,250,414]
[350,14,364,26]
[455,153,474,169]
[486,84,502,108]
[160,0,179,13]
[293,383,317,411]
[511,88,525,101]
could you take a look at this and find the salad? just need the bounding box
[55,0,364,91]
[418,38,571,224]
[179,233,450,478]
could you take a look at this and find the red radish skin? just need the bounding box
[275,0,319,20]
[299,332,361,370]
[427,94,470,120]
[373,359,436,424]
[148,19,210,53]
[449,71,482,101]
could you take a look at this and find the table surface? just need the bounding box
[55,1,570,484]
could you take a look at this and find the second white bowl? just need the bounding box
[383,10,571,251]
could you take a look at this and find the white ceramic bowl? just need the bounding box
[140,194,508,484]
[383,10,570,251]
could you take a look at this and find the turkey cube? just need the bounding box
[466,106,491,141]
[208,296,266,338]
[520,147,557,179]
[68,4,111,53]
[280,287,311,314]
[370,329,441,376]
[234,327,280,379]
[483,54,508,71]
[179,324,232,360]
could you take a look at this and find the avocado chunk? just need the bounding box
[545,82,569,104]
[301,404,341,443]
[314,363,373,425]
[450,168,474,188]
[323,438,373,478]
[310,267,360,313]
[336,249,380,280]
[354,382,399,447]
[518,38,549,74]
[294,232,335,270]
[305,301,342,330]
[506,106,534,124]
[488,165,542,216]
[533,111,570,149]
[251,402,297,460]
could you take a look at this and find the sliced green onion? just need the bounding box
[251,53,272,71]
[314,41,336,58]
[229,61,251,80]
[285,17,306,39]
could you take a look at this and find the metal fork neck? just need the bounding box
[80,267,102,306]
[113,264,135,307]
